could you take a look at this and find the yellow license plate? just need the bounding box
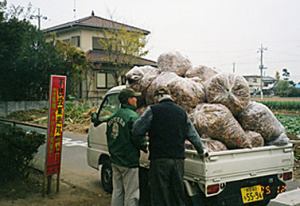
[241,185,264,203]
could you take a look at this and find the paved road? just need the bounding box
[15,124,300,205]
[16,125,105,196]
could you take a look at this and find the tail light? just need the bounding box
[283,172,293,181]
[207,184,219,194]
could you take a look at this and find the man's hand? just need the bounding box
[199,149,208,157]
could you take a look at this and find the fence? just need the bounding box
[0,99,103,118]
[0,101,48,118]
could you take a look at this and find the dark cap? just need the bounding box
[153,86,171,98]
[118,88,141,104]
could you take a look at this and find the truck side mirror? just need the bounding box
[91,112,97,123]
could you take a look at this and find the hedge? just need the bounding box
[0,123,45,183]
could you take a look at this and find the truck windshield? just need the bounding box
[98,93,120,121]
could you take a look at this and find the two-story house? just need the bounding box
[43,12,156,99]
[243,75,278,95]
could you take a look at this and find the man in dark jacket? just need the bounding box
[107,88,147,206]
[133,86,205,206]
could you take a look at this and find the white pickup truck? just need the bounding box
[87,85,294,206]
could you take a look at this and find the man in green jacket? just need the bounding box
[106,88,147,206]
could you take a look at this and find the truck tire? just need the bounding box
[101,160,113,193]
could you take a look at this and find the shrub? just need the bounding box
[0,123,45,183]
[256,101,300,111]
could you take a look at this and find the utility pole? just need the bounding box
[233,62,235,73]
[257,44,267,100]
[73,0,76,19]
[35,8,47,30]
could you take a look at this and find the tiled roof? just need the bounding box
[86,50,156,67]
[43,14,150,35]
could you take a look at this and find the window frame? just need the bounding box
[96,72,115,89]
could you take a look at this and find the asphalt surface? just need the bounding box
[16,124,300,205]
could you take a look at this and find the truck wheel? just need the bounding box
[101,160,113,193]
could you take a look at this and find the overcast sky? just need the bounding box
[7,0,300,83]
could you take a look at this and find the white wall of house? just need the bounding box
[80,28,105,52]
[244,76,262,93]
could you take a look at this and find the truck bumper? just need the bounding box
[186,174,286,206]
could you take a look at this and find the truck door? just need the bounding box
[88,93,120,151]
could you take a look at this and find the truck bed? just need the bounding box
[184,143,294,185]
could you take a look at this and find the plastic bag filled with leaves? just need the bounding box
[245,131,264,147]
[145,72,179,105]
[238,101,289,145]
[184,139,226,152]
[185,65,218,82]
[136,105,149,117]
[157,51,192,77]
[205,73,250,116]
[167,76,206,113]
[126,66,159,93]
[190,103,251,149]
[201,138,228,152]
[126,66,160,105]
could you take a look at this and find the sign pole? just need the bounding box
[44,75,67,195]
[47,175,52,194]
[56,173,60,193]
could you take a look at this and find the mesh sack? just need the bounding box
[238,101,289,145]
[185,65,218,82]
[190,103,251,149]
[168,76,206,113]
[205,73,250,116]
[245,131,264,147]
[145,72,178,105]
[157,51,192,77]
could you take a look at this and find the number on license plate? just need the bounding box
[241,185,264,203]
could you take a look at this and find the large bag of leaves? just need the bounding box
[126,66,160,105]
[205,73,250,116]
[126,66,159,93]
[157,51,192,77]
[245,131,264,147]
[238,101,289,145]
[167,76,206,113]
[185,139,227,152]
[185,65,218,82]
[136,105,149,117]
[145,72,178,105]
[190,103,251,149]
[201,138,228,152]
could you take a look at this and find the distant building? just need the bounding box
[43,12,156,99]
[243,75,278,95]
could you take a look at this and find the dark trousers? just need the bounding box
[149,158,185,206]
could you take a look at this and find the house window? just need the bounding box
[71,36,80,47]
[62,38,70,43]
[253,78,257,83]
[93,37,105,50]
[97,72,115,89]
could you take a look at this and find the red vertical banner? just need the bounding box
[45,75,67,176]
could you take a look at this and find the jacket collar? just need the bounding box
[158,96,174,103]
[121,103,137,111]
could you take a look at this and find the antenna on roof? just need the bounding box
[73,0,76,19]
